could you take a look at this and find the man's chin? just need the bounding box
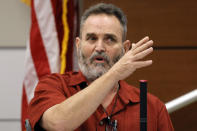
[92,65,108,72]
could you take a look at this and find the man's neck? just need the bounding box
[102,83,119,109]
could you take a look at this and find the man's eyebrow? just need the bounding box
[86,33,96,38]
[104,33,117,39]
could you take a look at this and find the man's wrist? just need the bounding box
[105,68,119,83]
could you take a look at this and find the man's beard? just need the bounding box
[77,46,125,82]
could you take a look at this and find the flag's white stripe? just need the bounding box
[34,0,60,73]
[24,39,39,103]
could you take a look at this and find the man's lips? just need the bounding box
[93,56,105,63]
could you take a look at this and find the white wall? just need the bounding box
[0,0,30,130]
[0,48,25,130]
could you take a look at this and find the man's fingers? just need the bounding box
[131,43,136,50]
[132,40,153,55]
[134,60,153,69]
[132,36,149,50]
[132,47,153,61]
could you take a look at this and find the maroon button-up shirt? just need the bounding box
[28,71,174,131]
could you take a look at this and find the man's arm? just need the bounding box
[40,36,153,131]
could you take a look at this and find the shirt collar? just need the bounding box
[67,71,140,103]
[119,80,140,103]
[67,71,87,86]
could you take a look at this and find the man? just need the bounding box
[28,3,174,131]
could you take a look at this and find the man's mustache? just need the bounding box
[89,52,110,64]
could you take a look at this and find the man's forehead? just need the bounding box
[84,14,121,27]
[85,32,117,38]
[81,14,123,39]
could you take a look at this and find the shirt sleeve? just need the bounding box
[27,74,69,131]
[157,104,174,131]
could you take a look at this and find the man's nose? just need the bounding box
[95,40,106,52]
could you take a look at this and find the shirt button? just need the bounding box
[99,120,104,126]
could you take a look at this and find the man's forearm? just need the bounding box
[41,70,117,131]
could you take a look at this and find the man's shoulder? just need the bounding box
[120,80,165,107]
[39,71,81,81]
[39,71,87,87]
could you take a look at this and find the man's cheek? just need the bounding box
[82,49,91,59]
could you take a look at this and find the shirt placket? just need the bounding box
[96,105,108,131]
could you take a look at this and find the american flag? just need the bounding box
[21,0,79,130]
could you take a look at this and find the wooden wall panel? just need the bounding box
[170,102,197,131]
[82,0,197,130]
[125,50,197,102]
[125,50,197,131]
[83,0,197,47]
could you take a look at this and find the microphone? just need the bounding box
[105,116,118,131]
[140,80,147,131]
[112,120,118,131]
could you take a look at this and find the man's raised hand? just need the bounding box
[109,36,153,81]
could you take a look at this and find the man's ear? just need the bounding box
[123,40,131,52]
[75,37,81,51]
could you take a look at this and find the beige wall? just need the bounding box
[0,0,30,47]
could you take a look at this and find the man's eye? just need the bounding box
[87,36,97,41]
[106,37,116,43]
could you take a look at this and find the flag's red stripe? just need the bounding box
[50,0,64,56]
[21,85,28,131]
[75,0,80,37]
[30,0,51,79]
[66,0,75,71]
[66,0,80,72]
